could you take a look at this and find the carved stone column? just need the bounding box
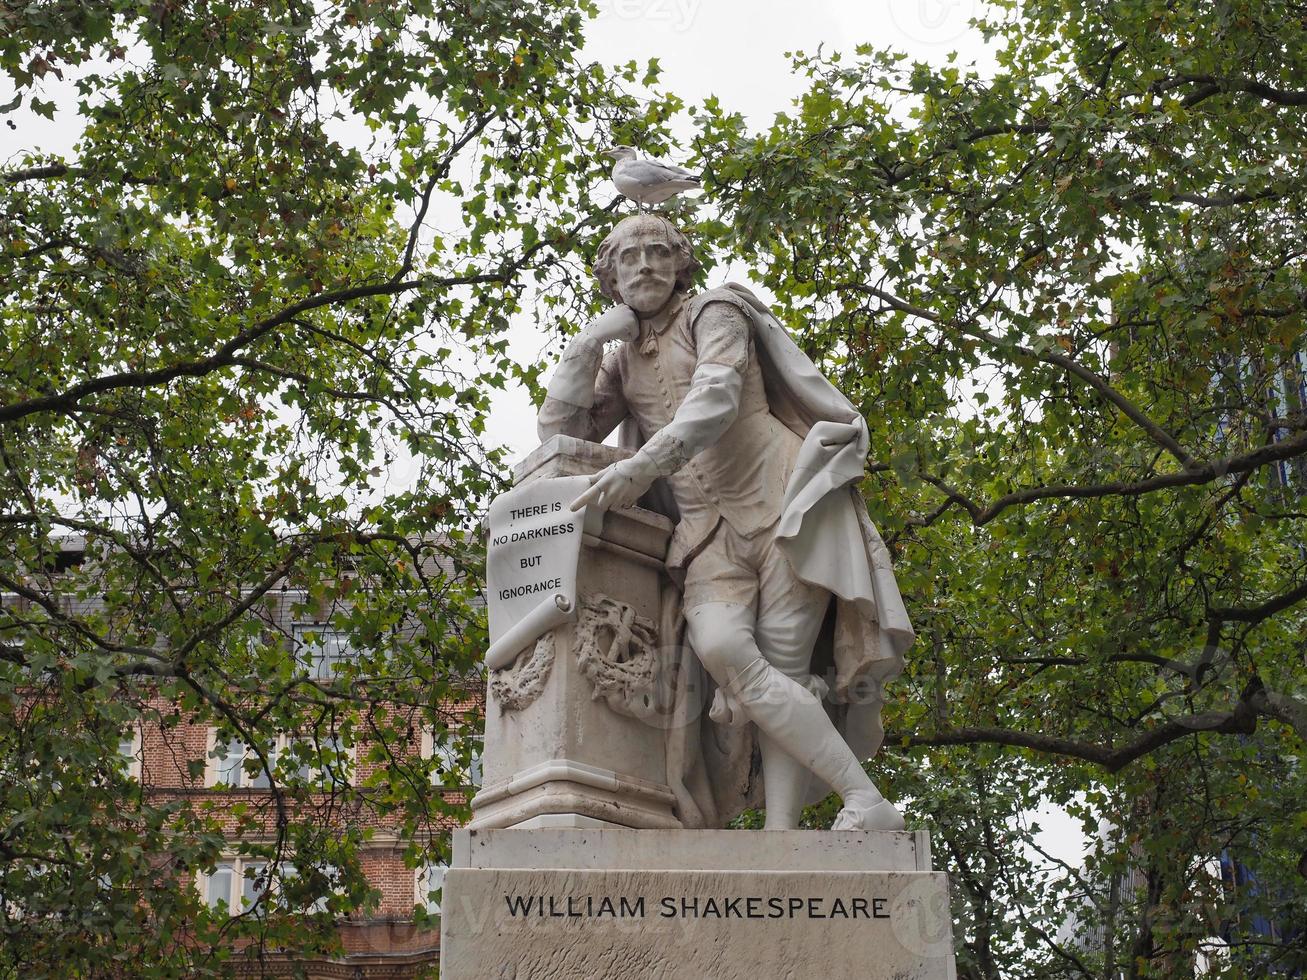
[468,435,681,830]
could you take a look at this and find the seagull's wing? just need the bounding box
[621,159,701,187]
[645,157,699,180]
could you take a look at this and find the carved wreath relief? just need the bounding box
[489,593,659,719]
[573,593,659,720]
[488,631,556,711]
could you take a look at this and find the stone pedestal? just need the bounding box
[439,828,958,979]
[470,436,681,831]
[457,437,959,976]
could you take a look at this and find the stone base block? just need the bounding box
[439,829,957,980]
[468,759,682,831]
[506,813,629,830]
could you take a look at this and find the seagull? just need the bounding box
[604,146,702,209]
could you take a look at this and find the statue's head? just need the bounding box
[593,214,699,316]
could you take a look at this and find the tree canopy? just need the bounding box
[3,0,1306,977]
[695,0,1307,974]
[1,0,678,972]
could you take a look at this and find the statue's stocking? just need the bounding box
[686,602,903,831]
[759,732,806,829]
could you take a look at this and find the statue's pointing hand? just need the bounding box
[570,453,659,513]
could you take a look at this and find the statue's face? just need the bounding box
[612,230,679,316]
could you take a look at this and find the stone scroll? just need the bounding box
[485,474,600,671]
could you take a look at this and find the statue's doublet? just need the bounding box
[610,290,803,572]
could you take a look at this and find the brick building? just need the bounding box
[3,537,484,977]
[120,695,481,975]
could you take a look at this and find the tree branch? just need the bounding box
[0,277,422,424]
[1249,687,1307,743]
[2,162,164,186]
[1174,74,1307,107]
[392,114,494,284]
[1169,189,1282,207]
[1210,577,1307,624]
[909,428,1307,526]
[2,164,69,182]
[0,568,167,661]
[890,697,1258,772]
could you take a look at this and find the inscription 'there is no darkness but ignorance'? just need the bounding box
[489,500,575,602]
[484,474,593,671]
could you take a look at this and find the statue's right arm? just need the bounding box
[537,338,629,444]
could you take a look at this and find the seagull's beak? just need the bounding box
[601,148,619,159]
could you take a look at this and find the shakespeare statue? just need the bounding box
[537,214,915,832]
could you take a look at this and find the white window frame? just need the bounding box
[280,861,341,914]
[198,858,342,916]
[291,622,355,679]
[206,730,354,788]
[420,728,483,788]
[206,732,274,789]
[280,731,353,787]
[115,725,142,781]
[199,857,273,914]
[416,859,448,915]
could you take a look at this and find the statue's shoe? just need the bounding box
[832,798,905,832]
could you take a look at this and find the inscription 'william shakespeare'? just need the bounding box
[503,893,892,921]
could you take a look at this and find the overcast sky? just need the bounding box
[582,0,995,120]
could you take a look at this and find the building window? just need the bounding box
[420,729,483,788]
[201,858,271,913]
[200,859,340,915]
[207,731,353,788]
[115,727,141,780]
[209,735,272,789]
[280,862,339,913]
[292,623,355,679]
[279,732,352,787]
[416,860,447,915]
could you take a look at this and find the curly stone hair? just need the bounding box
[592,214,700,303]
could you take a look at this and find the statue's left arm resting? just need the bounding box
[537,338,629,444]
